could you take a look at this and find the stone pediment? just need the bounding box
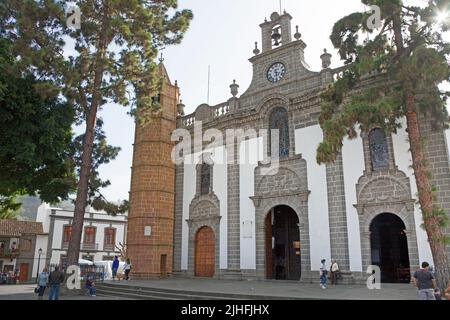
[254,155,307,199]
[188,193,220,222]
[355,170,414,215]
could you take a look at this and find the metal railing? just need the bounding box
[81,243,99,250]
[48,263,106,282]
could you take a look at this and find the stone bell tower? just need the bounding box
[127,63,179,278]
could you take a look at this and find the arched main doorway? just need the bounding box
[195,226,215,277]
[370,213,410,283]
[265,205,301,280]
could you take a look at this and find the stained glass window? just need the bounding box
[369,128,389,169]
[200,163,211,195]
[269,107,290,158]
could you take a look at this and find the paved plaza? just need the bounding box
[99,278,419,300]
[0,278,429,300]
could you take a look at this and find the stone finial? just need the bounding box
[253,42,260,55]
[177,99,185,116]
[230,80,239,97]
[320,49,332,69]
[294,25,301,41]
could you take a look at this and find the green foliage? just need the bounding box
[71,119,127,215]
[319,0,450,266]
[0,1,193,217]
[317,0,450,164]
[0,195,21,220]
[0,38,76,204]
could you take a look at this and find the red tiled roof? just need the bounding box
[0,219,44,237]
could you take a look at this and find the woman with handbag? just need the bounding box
[36,267,49,300]
[330,260,340,285]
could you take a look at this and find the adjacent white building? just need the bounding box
[35,203,128,270]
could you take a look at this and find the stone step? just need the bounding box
[96,282,298,300]
[96,286,227,300]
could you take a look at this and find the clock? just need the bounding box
[267,62,286,83]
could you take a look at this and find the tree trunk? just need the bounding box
[66,7,109,267]
[405,92,450,291]
[66,111,98,267]
[392,7,450,291]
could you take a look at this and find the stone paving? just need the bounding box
[0,284,125,300]
[0,278,425,300]
[101,278,420,300]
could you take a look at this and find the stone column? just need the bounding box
[226,141,241,278]
[173,164,184,273]
[326,154,350,271]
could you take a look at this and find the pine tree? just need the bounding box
[317,0,450,289]
[0,0,192,267]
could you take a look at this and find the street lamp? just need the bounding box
[36,248,42,283]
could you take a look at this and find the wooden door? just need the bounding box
[19,263,29,282]
[265,213,273,279]
[160,254,167,278]
[195,227,215,277]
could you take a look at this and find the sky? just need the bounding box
[95,0,446,202]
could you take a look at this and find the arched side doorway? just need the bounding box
[195,226,215,278]
[370,213,410,283]
[265,205,301,280]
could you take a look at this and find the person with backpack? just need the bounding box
[48,266,65,300]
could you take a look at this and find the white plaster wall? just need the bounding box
[181,155,197,270]
[50,251,62,265]
[211,146,228,269]
[393,118,433,265]
[239,137,264,270]
[181,146,228,270]
[295,125,331,270]
[116,225,126,248]
[32,235,48,276]
[36,204,51,232]
[342,132,365,272]
[52,220,66,249]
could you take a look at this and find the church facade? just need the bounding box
[127,11,450,283]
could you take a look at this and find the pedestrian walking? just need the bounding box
[48,266,65,300]
[112,256,119,281]
[37,267,49,300]
[124,258,132,280]
[412,262,437,300]
[319,259,328,289]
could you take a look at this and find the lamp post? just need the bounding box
[36,248,42,283]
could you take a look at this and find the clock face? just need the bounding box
[267,62,286,83]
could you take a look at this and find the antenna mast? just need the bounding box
[207,65,211,104]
